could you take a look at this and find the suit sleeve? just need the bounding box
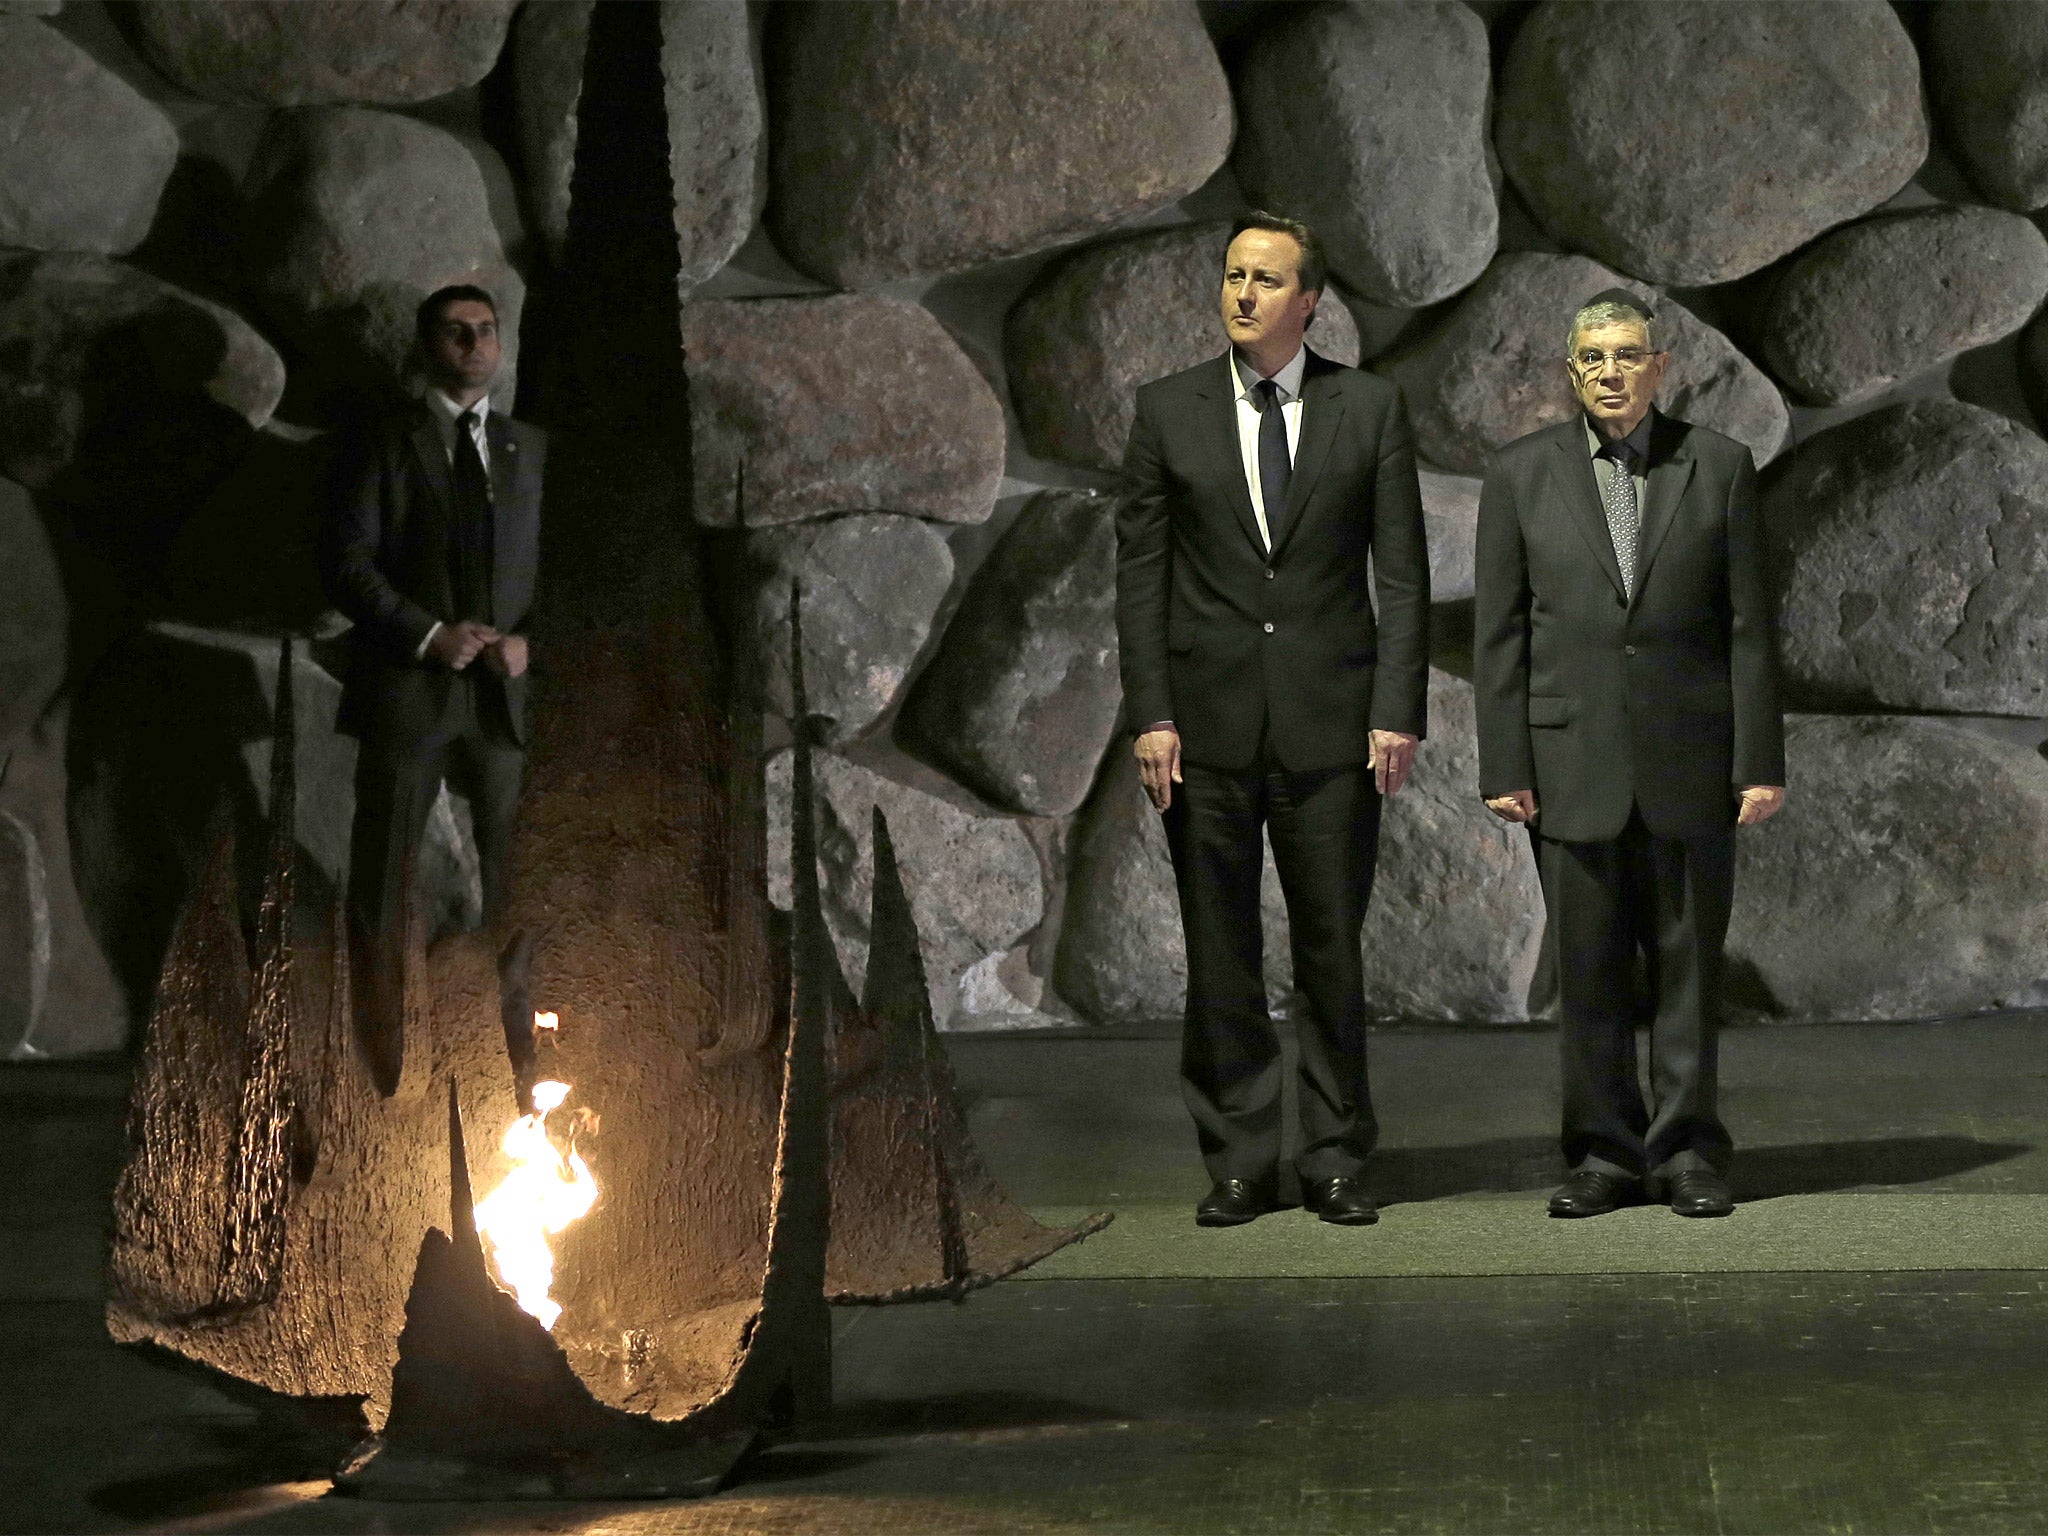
[1725,449,1786,787]
[1368,387,1430,738]
[1115,392,1174,736]
[1473,458,1535,797]
[318,427,441,661]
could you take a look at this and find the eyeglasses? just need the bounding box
[1570,347,1659,373]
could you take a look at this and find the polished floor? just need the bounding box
[10,1016,2048,1534]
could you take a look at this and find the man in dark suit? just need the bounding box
[1474,290,1785,1220]
[320,284,546,1089]
[1116,212,1430,1228]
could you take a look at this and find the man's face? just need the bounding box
[423,299,501,394]
[1220,229,1319,359]
[1567,319,1667,437]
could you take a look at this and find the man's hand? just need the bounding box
[1369,730,1419,797]
[481,633,529,679]
[1737,784,1785,826]
[1486,790,1537,824]
[427,619,499,671]
[1134,728,1181,812]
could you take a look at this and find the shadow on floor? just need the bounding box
[1367,1137,1565,1207]
[1735,1135,2033,1199]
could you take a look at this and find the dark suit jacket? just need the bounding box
[1116,349,1430,772]
[319,403,547,747]
[1473,411,1785,843]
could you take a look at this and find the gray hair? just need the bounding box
[1567,295,1663,356]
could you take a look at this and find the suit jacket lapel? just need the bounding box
[409,413,456,521]
[1269,359,1345,562]
[1550,426,1627,600]
[1628,414,1695,604]
[1196,360,1269,557]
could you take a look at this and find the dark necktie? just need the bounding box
[1600,441,1640,600]
[451,409,493,623]
[1254,377,1292,549]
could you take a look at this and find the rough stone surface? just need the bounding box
[0,478,64,753]
[1727,714,2048,1021]
[67,625,479,1020]
[1360,671,1542,1022]
[0,17,179,257]
[1376,252,1789,475]
[1006,223,1361,472]
[684,294,1005,529]
[1233,1,1497,307]
[128,0,517,106]
[768,0,1233,287]
[515,0,761,284]
[897,491,1121,816]
[240,107,524,416]
[0,2,64,14]
[1763,401,2048,715]
[1421,467,1481,605]
[1929,2,2048,211]
[1758,207,2048,407]
[765,749,1043,1027]
[0,253,285,557]
[1053,748,1293,1024]
[748,515,954,745]
[1497,1,1926,286]
[0,705,129,1058]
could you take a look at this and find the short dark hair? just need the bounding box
[1227,211,1327,295]
[416,284,498,344]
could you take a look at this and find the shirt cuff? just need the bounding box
[414,621,442,661]
[1142,720,1176,734]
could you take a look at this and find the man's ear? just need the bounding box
[1302,288,1321,331]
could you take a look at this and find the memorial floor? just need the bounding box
[9,1016,2048,1534]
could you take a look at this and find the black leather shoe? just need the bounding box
[1195,1179,1270,1227]
[1666,1168,1735,1218]
[1547,1169,1644,1218]
[1305,1177,1378,1226]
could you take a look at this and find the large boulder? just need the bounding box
[1728,715,2048,1021]
[1360,670,1542,1022]
[767,0,1233,287]
[67,625,481,1020]
[1928,2,2048,212]
[1053,747,1292,1024]
[126,0,517,106]
[1763,401,2048,715]
[1376,252,1789,476]
[0,253,286,574]
[747,514,954,745]
[765,749,1043,1027]
[1005,222,1362,472]
[1421,467,1481,605]
[1756,207,2048,407]
[161,427,332,634]
[896,490,1121,816]
[1233,1,1497,308]
[0,17,178,257]
[0,478,64,753]
[1497,1,1926,286]
[0,706,129,1057]
[683,294,1005,529]
[513,0,762,285]
[240,107,525,417]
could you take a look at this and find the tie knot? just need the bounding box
[458,409,480,432]
[1254,378,1283,408]
[1602,440,1637,473]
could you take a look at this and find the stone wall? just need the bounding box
[5,0,2048,1053]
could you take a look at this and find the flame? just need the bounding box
[534,1010,559,1033]
[473,1078,596,1330]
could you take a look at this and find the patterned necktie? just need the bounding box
[1253,378,1292,548]
[1600,442,1640,600]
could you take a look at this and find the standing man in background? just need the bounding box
[1116,213,1431,1229]
[1474,291,1784,1221]
[320,284,547,1093]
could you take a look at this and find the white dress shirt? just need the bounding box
[415,391,493,658]
[1230,345,1306,554]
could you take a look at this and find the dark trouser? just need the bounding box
[1164,747,1381,1188]
[1536,808,1735,1179]
[347,692,525,941]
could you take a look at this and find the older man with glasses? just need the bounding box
[1473,290,1785,1220]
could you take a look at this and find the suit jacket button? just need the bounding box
[1263,622,1275,634]
[1265,567,1275,580]
[1624,644,1637,656]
